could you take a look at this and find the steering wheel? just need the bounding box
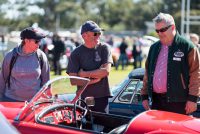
[73,99,89,129]
[36,103,83,126]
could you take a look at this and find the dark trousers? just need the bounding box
[152,92,186,115]
[53,58,61,75]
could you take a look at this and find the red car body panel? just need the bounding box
[0,102,22,119]
[1,102,200,134]
[15,122,91,134]
[125,110,200,134]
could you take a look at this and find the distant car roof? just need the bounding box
[128,68,145,80]
[143,35,159,42]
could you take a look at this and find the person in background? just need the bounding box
[132,38,142,69]
[52,33,65,75]
[115,37,128,70]
[189,33,200,51]
[39,38,48,54]
[141,13,200,115]
[0,27,50,102]
[0,35,6,57]
[67,20,113,113]
[71,38,81,48]
[107,36,114,47]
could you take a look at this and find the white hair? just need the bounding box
[153,12,175,25]
[190,33,199,41]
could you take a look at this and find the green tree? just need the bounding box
[0,0,199,34]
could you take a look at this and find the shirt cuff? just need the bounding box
[141,94,149,101]
[187,94,199,102]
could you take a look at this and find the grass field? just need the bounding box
[50,65,134,88]
[108,65,133,87]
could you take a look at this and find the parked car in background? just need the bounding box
[109,68,200,118]
[137,35,159,58]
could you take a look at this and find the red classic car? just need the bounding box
[1,76,200,134]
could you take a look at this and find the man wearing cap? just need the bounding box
[0,27,50,102]
[67,20,113,113]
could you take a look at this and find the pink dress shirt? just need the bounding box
[153,45,168,93]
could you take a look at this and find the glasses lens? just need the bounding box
[35,40,40,44]
[155,30,159,33]
[93,32,101,36]
[160,27,169,32]
[156,25,171,33]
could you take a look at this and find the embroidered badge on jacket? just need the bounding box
[173,49,184,61]
[174,50,184,57]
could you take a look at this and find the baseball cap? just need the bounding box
[20,27,46,40]
[81,20,104,35]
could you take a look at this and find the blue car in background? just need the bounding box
[109,68,200,118]
[109,68,145,117]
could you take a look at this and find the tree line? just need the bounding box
[0,0,199,34]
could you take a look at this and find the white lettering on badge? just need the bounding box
[173,57,181,61]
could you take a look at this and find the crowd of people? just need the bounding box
[107,36,145,70]
[37,32,81,75]
[0,12,199,117]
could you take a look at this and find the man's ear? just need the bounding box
[24,39,29,43]
[171,24,176,30]
[82,33,88,40]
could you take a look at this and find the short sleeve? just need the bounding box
[66,50,80,74]
[101,44,113,65]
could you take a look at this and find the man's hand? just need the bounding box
[89,78,101,85]
[185,101,197,114]
[78,69,86,77]
[142,100,151,110]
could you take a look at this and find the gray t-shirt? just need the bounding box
[67,43,113,98]
[0,46,50,101]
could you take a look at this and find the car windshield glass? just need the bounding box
[16,76,90,121]
[118,79,140,102]
[111,77,129,96]
[32,76,90,104]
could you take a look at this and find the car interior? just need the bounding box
[35,98,132,134]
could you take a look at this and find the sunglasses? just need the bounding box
[155,25,172,33]
[35,40,40,44]
[93,32,101,36]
